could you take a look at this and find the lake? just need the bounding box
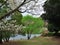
[9,34,41,40]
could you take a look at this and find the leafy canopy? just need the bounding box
[41,0,60,33]
[22,15,44,34]
[11,11,22,25]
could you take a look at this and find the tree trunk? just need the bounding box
[54,31,58,36]
[0,39,2,44]
[27,34,31,40]
[0,31,3,44]
[5,38,9,42]
[0,34,2,43]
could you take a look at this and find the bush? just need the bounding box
[46,32,54,36]
[41,28,49,36]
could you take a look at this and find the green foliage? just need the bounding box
[22,15,44,34]
[2,30,12,41]
[46,32,54,36]
[0,20,21,42]
[41,0,60,34]
[0,30,12,42]
[48,23,59,33]
[0,0,5,3]
[0,7,7,15]
[0,4,9,18]
[11,11,23,25]
[48,24,56,32]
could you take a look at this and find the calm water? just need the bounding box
[9,34,41,40]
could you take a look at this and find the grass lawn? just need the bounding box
[0,36,60,45]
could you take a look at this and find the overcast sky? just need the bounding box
[22,0,46,17]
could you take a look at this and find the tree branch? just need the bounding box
[17,10,27,13]
[0,0,26,20]
[17,0,37,13]
[24,0,31,4]
[17,0,31,13]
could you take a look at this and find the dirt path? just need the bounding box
[0,36,60,45]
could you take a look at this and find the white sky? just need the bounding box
[22,0,46,18]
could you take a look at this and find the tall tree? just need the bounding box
[0,19,23,43]
[22,15,44,39]
[41,0,60,34]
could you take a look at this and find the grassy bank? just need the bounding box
[0,36,60,45]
